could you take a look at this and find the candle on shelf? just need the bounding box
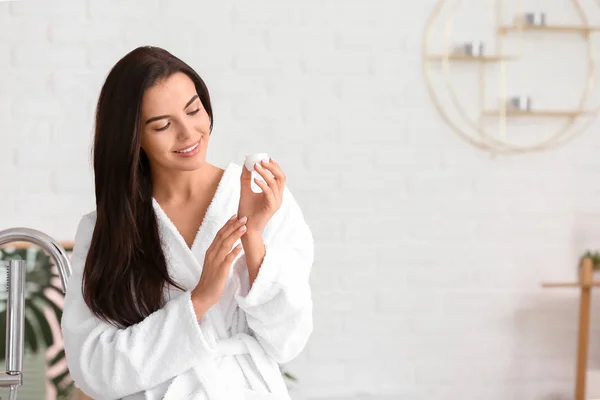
[454,41,485,57]
[523,12,546,27]
[507,96,532,112]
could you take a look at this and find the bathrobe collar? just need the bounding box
[150,161,238,290]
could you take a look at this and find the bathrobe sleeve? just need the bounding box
[234,186,314,364]
[61,213,218,400]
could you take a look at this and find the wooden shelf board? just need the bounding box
[542,282,600,288]
[499,25,600,34]
[426,54,516,62]
[483,109,583,118]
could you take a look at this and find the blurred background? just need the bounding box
[3,0,600,399]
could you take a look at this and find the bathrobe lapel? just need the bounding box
[152,161,239,335]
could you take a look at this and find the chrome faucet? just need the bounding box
[0,228,72,400]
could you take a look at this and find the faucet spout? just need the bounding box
[0,227,73,396]
[0,227,72,292]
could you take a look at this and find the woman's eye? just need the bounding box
[153,109,199,131]
[156,122,170,132]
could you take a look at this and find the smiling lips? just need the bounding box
[173,141,200,157]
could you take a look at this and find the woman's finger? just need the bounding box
[209,215,244,258]
[215,243,242,280]
[220,216,247,241]
[225,244,243,264]
[254,162,279,194]
[214,214,238,241]
[260,160,285,201]
[254,178,276,204]
[264,159,285,180]
[215,222,247,261]
[260,159,285,185]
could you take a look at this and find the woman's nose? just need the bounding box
[176,120,194,140]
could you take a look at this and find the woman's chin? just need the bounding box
[173,158,205,171]
[168,147,206,170]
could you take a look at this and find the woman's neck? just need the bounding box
[151,163,221,203]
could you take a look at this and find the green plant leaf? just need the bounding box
[26,299,54,348]
[49,349,65,367]
[44,284,64,297]
[56,380,75,399]
[33,291,63,323]
[51,369,70,389]
[23,315,38,353]
[282,371,297,381]
[0,311,6,359]
[580,251,600,268]
[35,250,48,264]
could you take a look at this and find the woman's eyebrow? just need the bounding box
[145,94,200,125]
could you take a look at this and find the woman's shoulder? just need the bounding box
[223,160,243,175]
[78,210,97,229]
[73,210,97,246]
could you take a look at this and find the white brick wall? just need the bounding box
[3,0,600,399]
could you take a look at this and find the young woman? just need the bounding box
[61,46,314,400]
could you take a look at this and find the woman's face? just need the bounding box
[140,72,211,172]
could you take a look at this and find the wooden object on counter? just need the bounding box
[541,257,597,400]
[0,240,74,250]
[76,388,93,400]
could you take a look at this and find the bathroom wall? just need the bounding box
[2,0,600,399]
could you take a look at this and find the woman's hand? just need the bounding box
[191,215,247,315]
[237,158,286,234]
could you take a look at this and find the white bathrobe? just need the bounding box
[61,161,314,400]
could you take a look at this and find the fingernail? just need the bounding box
[239,225,247,231]
[230,214,237,221]
[239,216,248,223]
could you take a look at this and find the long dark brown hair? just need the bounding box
[82,46,214,328]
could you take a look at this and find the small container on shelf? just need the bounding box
[454,41,485,57]
[521,12,546,27]
[507,96,532,112]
